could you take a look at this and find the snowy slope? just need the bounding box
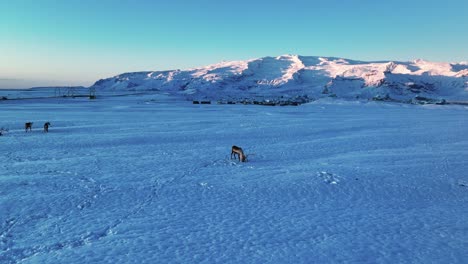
[1,95,467,263]
[90,55,468,101]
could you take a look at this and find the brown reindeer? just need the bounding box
[231,145,247,162]
[44,122,51,133]
[25,122,33,132]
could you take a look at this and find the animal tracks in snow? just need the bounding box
[458,180,468,188]
[317,171,340,185]
[199,182,214,190]
[203,158,251,168]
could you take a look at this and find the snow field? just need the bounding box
[1,95,467,263]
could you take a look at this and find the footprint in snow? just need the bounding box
[317,171,340,185]
[199,182,213,189]
[458,180,468,188]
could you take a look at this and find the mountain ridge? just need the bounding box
[91,55,468,102]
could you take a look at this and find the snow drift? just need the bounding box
[90,55,468,102]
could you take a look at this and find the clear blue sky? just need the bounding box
[1,0,467,88]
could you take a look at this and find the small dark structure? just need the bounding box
[89,87,96,99]
[193,100,211,104]
[412,96,446,105]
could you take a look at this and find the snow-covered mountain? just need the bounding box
[91,55,468,102]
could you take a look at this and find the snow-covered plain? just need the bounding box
[1,93,467,263]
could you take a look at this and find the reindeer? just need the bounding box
[231,145,247,162]
[25,122,33,132]
[43,122,51,133]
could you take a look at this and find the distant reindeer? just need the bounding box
[25,122,33,132]
[231,145,247,162]
[43,122,51,133]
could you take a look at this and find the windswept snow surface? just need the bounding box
[91,55,468,101]
[1,95,468,263]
